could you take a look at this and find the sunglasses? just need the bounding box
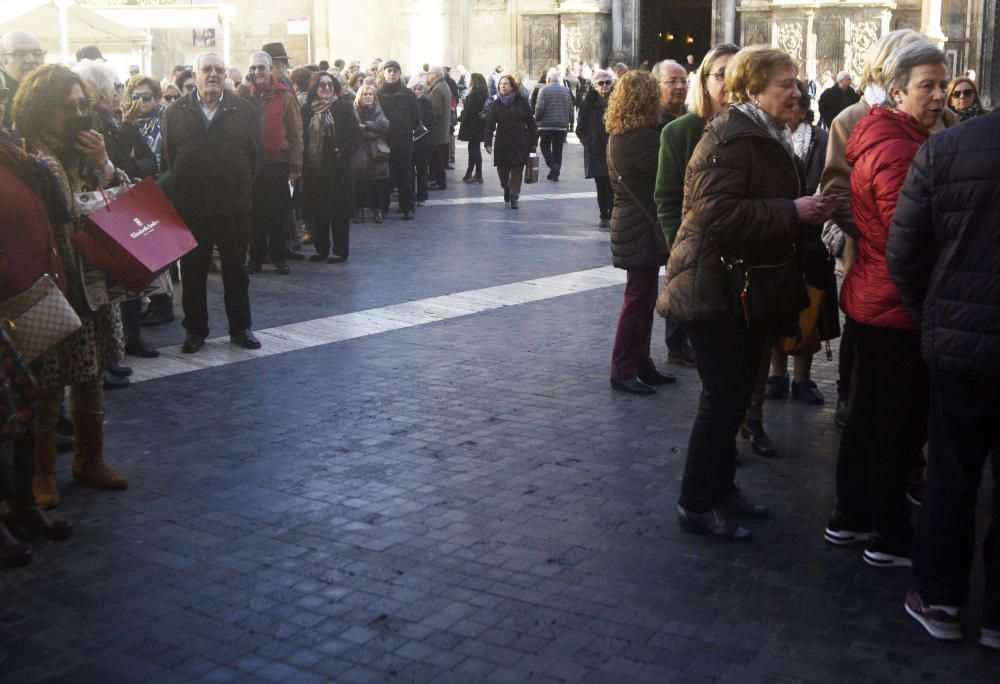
[60,97,90,114]
[596,80,611,86]
[317,81,334,89]
[130,92,154,102]
[163,94,179,102]
[951,89,974,98]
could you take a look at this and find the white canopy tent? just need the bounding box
[0,0,150,70]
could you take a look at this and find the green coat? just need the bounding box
[653,111,706,245]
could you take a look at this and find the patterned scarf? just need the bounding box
[306,98,336,169]
[136,105,164,166]
[498,91,516,106]
[956,102,985,122]
[791,121,812,162]
[251,78,292,159]
[0,130,70,225]
[734,102,794,158]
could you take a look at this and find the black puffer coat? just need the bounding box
[576,89,609,178]
[608,127,665,270]
[887,111,1000,379]
[377,81,422,150]
[484,94,538,168]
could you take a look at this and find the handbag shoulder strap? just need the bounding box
[607,138,670,249]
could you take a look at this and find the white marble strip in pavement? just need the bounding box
[127,265,628,383]
[421,191,596,207]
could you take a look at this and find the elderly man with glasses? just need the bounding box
[653,60,689,129]
[0,31,45,129]
[163,52,264,354]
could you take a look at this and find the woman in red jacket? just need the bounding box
[824,41,948,568]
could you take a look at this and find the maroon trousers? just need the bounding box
[610,267,660,381]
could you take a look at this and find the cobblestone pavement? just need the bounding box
[1,141,996,682]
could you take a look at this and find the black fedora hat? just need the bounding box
[262,42,290,63]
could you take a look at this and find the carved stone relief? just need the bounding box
[741,14,771,47]
[777,20,805,63]
[472,0,507,11]
[522,15,560,78]
[849,17,881,79]
[815,13,845,78]
[560,15,609,67]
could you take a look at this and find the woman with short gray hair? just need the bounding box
[826,40,947,567]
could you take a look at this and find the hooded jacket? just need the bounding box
[842,106,929,330]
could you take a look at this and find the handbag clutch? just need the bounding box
[0,276,82,363]
[523,153,539,184]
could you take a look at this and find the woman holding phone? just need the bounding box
[12,64,129,510]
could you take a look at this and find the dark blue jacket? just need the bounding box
[887,111,1000,379]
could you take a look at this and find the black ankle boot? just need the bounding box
[0,521,31,567]
[462,168,475,182]
[9,502,72,541]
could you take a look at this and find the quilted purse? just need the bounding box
[0,276,82,362]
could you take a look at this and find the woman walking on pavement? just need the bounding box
[484,73,537,209]
[576,69,613,226]
[606,70,675,395]
[458,73,487,183]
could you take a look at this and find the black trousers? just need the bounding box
[835,323,928,545]
[250,162,290,265]
[837,316,857,401]
[412,147,431,202]
[539,130,566,169]
[312,213,349,259]
[595,176,613,219]
[181,214,252,337]
[0,431,34,506]
[680,321,765,512]
[388,143,414,212]
[120,298,142,341]
[430,143,449,187]
[913,372,1000,624]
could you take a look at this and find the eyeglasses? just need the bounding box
[2,49,45,60]
[708,71,726,82]
[595,80,611,86]
[60,97,90,114]
[163,94,179,102]
[951,89,974,98]
[130,92,154,102]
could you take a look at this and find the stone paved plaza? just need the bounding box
[1,141,997,683]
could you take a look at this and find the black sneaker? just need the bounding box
[863,534,912,567]
[904,591,961,641]
[677,505,751,540]
[824,511,870,545]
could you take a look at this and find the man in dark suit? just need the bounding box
[162,52,263,353]
[818,71,859,128]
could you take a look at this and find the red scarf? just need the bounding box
[251,78,292,160]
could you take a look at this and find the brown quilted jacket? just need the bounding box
[657,107,803,323]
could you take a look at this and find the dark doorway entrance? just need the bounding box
[638,0,713,68]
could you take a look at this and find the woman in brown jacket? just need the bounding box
[659,47,839,539]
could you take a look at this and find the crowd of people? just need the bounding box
[1,24,998,653]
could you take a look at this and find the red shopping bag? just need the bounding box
[73,177,198,292]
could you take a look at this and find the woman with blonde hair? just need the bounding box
[606,70,674,395]
[654,42,739,373]
[945,76,985,121]
[352,83,391,224]
[659,46,840,539]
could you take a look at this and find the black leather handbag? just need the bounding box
[722,254,809,327]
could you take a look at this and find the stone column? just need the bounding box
[920,0,947,46]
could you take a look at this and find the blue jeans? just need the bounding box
[664,319,689,352]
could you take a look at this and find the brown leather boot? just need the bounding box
[71,413,128,490]
[32,430,60,509]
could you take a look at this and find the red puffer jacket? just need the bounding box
[842,106,929,330]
